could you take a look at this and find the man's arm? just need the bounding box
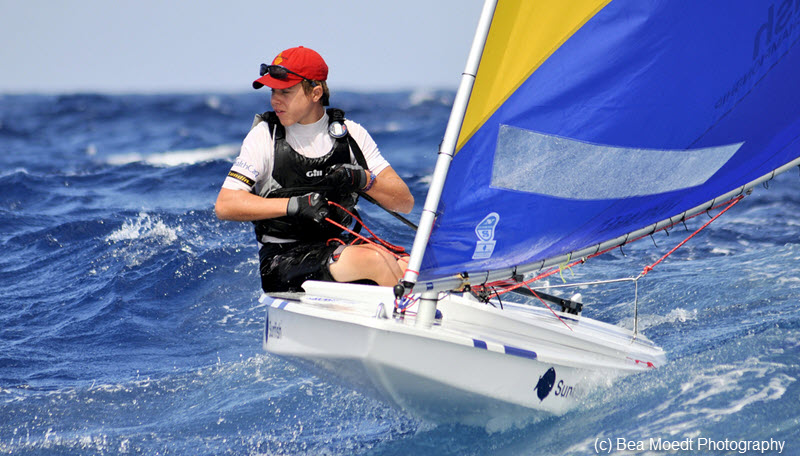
[214,187,289,221]
[363,166,414,214]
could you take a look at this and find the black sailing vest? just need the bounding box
[253,109,367,242]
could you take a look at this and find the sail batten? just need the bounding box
[415,0,800,288]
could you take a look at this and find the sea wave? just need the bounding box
[637,357,796,436]
[106,144,238,167]
[3,93,800,455]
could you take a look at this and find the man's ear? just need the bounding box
[312,84,323,104]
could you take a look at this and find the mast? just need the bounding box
[396,0,498,308]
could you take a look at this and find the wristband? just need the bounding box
[362,171,377,192]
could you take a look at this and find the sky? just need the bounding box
[0,0,485,94]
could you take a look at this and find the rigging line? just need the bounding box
[493,287,504,309]
[705,197,719,218]
[482,194,747,305]
[324,201,407,260]
[358,191,418,231]
[483,193,749,300]
[332,200,405,253]
[524,283,573,332]
[641,195,744,276]
[394,294,419,313]
[618,197,744,251]
[295,183,417,231]
[485,259,584,300]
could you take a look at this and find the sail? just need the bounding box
[417,0,800,284]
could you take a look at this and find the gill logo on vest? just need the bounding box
[306,169,324,178]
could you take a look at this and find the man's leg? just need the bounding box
[328,244,406,286]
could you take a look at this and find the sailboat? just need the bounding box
[261,0,800,424]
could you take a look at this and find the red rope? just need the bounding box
[478,195,745,298]
[524,283,573,331]
[641,195,743,276]
[324,201,407,260]
[478,260,584,300]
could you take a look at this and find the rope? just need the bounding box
[477,258,585,300]
[394,294,419,313]
[524,282,573,331]
[477,195,745,299]
[324,201,407,260]
[641,195,743,276]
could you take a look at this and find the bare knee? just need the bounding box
[329,245,401,286]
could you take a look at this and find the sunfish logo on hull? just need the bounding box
[535,367,556,401]
[472,212,499,260]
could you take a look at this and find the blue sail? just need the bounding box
[418,1,800,282]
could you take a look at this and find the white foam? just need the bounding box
[777,276,800,286]
[408,88,452,106]
[106,212,180,244]
[105,213,181,266]
[383,121,402,132]
[408,89,437,106]
[635,357,795,436]
[205,95,221,110]
[107,144,238,167]
[1,167,29,178]
[619,307,698,331]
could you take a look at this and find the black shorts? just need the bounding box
[258,241,340,292]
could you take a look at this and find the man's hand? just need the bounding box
[322,164,368,193]
[286,192,329,224]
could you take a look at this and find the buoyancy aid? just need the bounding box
[253,109,367,242]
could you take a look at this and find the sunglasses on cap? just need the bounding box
[259,64,318,86]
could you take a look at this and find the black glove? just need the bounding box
[323,164,368,193]
[286,192,329,224]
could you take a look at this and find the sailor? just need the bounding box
[215,46,414,292]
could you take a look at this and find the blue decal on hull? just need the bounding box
[504,345,537,360]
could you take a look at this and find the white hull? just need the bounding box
[262,281,665,424]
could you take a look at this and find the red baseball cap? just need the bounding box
[252,46,328,89]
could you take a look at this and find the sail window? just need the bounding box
[491,125,743,200]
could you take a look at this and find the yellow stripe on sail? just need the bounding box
[456,0,612,151]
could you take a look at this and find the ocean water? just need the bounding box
[1,92,798,455]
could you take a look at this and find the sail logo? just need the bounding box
[752,1,799,60]
[717,1,799,110]
[472,212,499,259]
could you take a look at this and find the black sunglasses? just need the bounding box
[259,64,317,86]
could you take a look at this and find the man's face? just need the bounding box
[270,83,321,126]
